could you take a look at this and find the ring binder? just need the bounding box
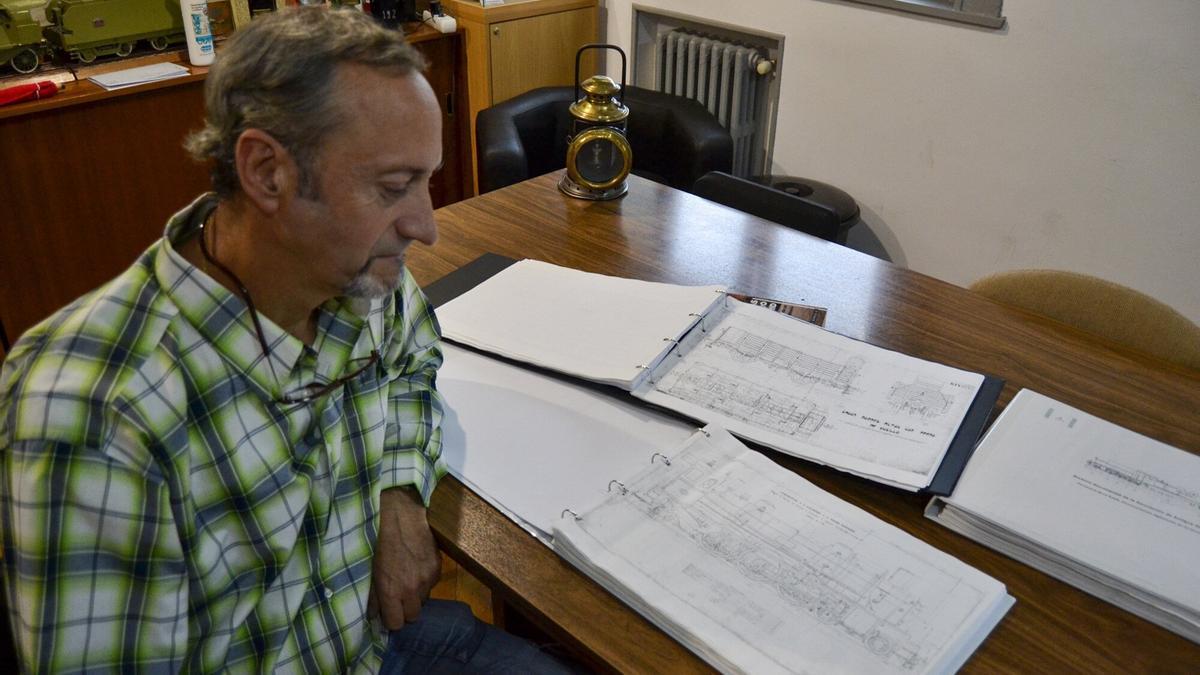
[561,508,581,521]
[432,255,1001,494]
[607,480,628,494]
[651,452,672,466]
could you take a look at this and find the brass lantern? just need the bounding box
[560,44,633,201]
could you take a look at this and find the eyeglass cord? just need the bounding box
[197,212,289,393]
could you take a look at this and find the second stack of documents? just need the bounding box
[926,389,1200,643]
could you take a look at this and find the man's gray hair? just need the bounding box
[185,7,427,199]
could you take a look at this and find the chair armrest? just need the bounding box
[476,87,575,194]
[476,108,531,194]
[624,87,732,192]
[663,112,734,191]
[693,171,843,242]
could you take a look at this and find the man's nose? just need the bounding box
[399,194,438,246]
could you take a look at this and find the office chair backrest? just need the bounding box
[692,171,845,243]
[970,269,1200,370]
[476,86,732,194]
[620,87,733,191]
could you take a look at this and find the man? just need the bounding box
[0,7,574,673]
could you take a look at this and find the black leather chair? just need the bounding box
[475,86,733,194]
[692,171,861,244]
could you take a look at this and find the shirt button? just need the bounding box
[323,587,333,600]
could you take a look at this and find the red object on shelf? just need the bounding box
[0,80,61,107]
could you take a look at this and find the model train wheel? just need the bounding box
[76,49,97,63]
[10,48,39,74]
[115,42,134,57]
[150,36,169,51]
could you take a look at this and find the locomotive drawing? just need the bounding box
[1,0,185,73]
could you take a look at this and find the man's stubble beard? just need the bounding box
[343,256,406,300]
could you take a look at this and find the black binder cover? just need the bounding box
[423,254,1003,496]
[925,375,1003,496]
[424,253,519,308]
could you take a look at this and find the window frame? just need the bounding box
[841,0,1006,29]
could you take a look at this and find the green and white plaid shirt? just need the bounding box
[0,195,446,673]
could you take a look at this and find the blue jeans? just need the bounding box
[380,600,583,674]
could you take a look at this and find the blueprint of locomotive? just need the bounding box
[554,429,1010,675]
[639,302,985,488]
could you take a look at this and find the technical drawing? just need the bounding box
[887,380,953,419]
[639,302,987,486]
[659,364,826,436]
[710,326,863,393]
[613,451,989,671]
[1085,457,1200,511]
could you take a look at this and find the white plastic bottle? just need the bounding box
[180,0,215,67]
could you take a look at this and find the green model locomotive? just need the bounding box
[0,0,48,73]
[2,0,186,73]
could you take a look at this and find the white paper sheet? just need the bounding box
[636,301,985,490]
[435,259,725,388]
[87,62,190,91]
[929,389,1200,639]
[438,344,696,539]
[554,427,1013,674]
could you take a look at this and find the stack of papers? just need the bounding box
[88,62,190,91]
[927,389,1200,642]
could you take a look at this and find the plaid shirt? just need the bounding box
[0,195,446,673]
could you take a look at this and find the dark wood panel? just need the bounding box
[0,83,211,340]
[413,171,1200,674]
[414,31,474,206]
[0,27,470,343]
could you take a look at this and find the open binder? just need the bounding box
[428,263,1015,672]
[441,401,1015,674]
[427,254,1003,494]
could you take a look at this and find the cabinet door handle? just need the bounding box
[492,27,500,35]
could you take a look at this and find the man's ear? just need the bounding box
[234,129,295,214]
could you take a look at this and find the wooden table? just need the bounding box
[409,171,1200,673]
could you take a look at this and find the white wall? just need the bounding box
[603,0,1200,323]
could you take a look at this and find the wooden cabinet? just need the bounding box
[0,27,470,347]
[487,7,598,104]
[446,0,598,189]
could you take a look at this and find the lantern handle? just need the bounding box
[574,44,627,104]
